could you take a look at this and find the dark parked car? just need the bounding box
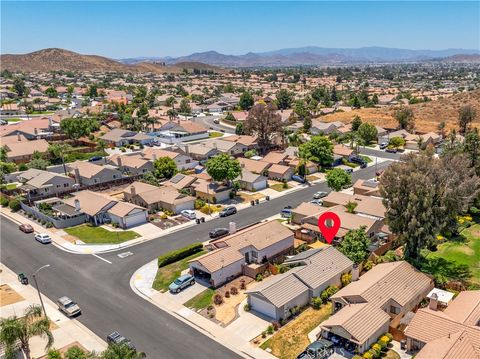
[296,339,334,359]
[350,156,367,168]
[385,147,398,153]
[88,156,103,162]
[19,224,34,233]
[291,175,306,184]
[107,331,135,350]
[209,228,229,239]
[219,206,237,217]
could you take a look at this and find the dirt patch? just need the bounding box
[215,292,247,325]
[0,284,25,306]
[236,192,265,203]
[151,215,188,230]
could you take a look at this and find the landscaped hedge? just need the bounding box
[157,243,203,268]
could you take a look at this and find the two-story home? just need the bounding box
[67,161,123,186]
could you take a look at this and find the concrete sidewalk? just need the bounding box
[131,260,276,359]
[0,263,106,357]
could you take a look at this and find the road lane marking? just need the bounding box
[92,254,112,264]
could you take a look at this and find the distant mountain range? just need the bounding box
[119,46,480,67]
[0,48,223,73]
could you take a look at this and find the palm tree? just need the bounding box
[100,343,146,359]
[0,305,54,359]
[48,143,72,175]
[344,201,358,214]
[96,139,108,164]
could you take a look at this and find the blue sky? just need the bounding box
[1,1,479,58]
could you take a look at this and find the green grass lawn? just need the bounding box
[270,183,291,192]
[64,150,107,163]
[425,223,480,284]
[209,131,223,138]
[360,155,373,163]
[184,288,215,310]
[152,250,205,292]
[64,224,140,244]
[30,111,54,115]
[0,183,18,190]
[7,118,22,122]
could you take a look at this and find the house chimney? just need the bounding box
[34,128,38,135]
[116,156,123,169]
[17,133,21,141]
[351,264,360,281]
[429,292,438,311]
[229,222,236,234]
[185,145,189,155]
[74,199,81,212]
[130,185,136,196]
[74,167,81,184]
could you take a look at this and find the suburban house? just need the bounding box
[18,168,75,199]
[222,135,258,151]
[142,148,197,170]
[238,157,271,175]
[193,180,231,203]
[100,128,154,147]
[319,261,433,354]
[66,161,123,186]
[237,169,268,192]
[0,103,24,116]
[149,120,209,144]
[404,290,480,358]
[107,154,153,175]
[3,138,50,163]
[261,151,289,165]
[0,118,53,140]
[188,220,294,287]
[353,179,381,197]
[267,164,294,181]
[175,143,218,161]
[310,120,344,135]
[123,181,195,213]
[321,192,386,220]
[61,190,148,228]
[246,247,353,321]
[164,173,198,192]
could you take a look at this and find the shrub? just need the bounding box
[377,339,387,350]
[157,243,203,267]
[8,198,21,212]
[256,274,263,282]
[261,331,267,338]
[341,272,352,287]
[240,280,246,290]
[320,285,339,303]
[225,291,230,298]
[271,321,280,331]
[0,196,9,207]
[363,260,374,271]
[352,355,363,359]
[121,147,126,152]
[372,344,382,355]
[230,287,238,295]
[243,303,250,312]
[207,305,214,311]
[266,325,274,335]
[282,181,288,189]
[194,198,205,210]
[311,297,322,310]
[385,333,393,341]
[213,294,223,305]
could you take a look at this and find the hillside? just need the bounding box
[321,89,480,133]
[0,48,223,73]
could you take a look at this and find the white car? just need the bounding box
[34,233,52,244]
[181,210,196,220]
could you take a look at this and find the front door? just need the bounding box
[244,252,250,263]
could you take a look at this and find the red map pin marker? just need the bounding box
[318,212,341,244]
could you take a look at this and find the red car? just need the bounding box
[19,224,34,233]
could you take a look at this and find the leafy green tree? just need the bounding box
[64,346,88,359]
[388,136,406,149]
[153,157,178,179]
[224,112,235,122]
[13,77,27,97]
[344,201,358,213]
[206,154,241,184]
[60,118,99,143]
[245,103,282,154]
[179,98,191,115]
[86,84,98,98]
[394,106,415,131]
[45,87,58,98]
[464,128,480,174]
[27,155,50,170]
[339,227,370,264]
[0,146,7,162]
[47,349,62,359]
[357,123,378,144]
[380,152,479,261]
[351,115,362,131]
[276,89,294,110]
[239,91,254,111]
[326,168,352,191]
[48,143,72,174]
[303,117,312,131]
[100,343,146,359]
[235,122,244,135]
[299,136,333,166]
[458,105,476,135]
[0,305,54,359]
[96,139,108,163]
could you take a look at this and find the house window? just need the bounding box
[94,179,98,183]
[251,251,258,260]
[64,183,69,187]
[369,232,374,238]
[57,184,61,188]
[113,175,117,179]
[390,305,400,314]
[186,159,191,164]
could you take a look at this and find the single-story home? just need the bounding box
[142,148,197,170]
[193,180,231,203]
[238,157,271,175]
[246,247,353,321]
[267,164,294,181]
[108,154,153,175]
[100,128,154,147]
[353,179,381,197]
[237,169,268,192]
[319,261,433,354]
[189,220,294,287]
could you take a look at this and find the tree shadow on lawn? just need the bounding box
[419,256,471,282]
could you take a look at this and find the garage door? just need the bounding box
[250,296,277,319]
[253,180,267,191]
[124,211,147,228]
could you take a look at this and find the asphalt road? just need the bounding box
[192,115,235,134]
[359,147,402,161]
[0,160,392,358]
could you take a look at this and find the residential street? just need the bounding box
[0,161,392,358]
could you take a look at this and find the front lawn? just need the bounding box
[425,223,480,284]
[209,131,223,138]
[260,303,332,359]
[7,118,22,122]
[184,288,215,310]
[64,224,140,244]
[0,183,18,190]
[64,150,107,163]
[270,183,291,192]
[152,250,205,292]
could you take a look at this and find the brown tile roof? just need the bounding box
[141,148,179,160]
[444,290,480,326]
[63,190,116,216]
[415,330,480,359]
[261,151,288,164]
[322,192,386,218]
[333,144,354,157]
[5,139,49,158]
[108,201,145,217]
[137,186,194,206]
[238,157,271,174]
[268,164,291,175]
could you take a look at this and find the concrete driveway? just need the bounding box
[163,280,210,304]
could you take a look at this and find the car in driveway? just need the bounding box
[181,209,196,220]
[219,206,237,217]
[292,174,306,184]
[379,142,388,150]
[350,156,367,169]
[313,191,328,199]
[34,233,51,244]
[296,339,334,359]
[310,199,323,206]
[169,274,195,293]
[107,331,135,350]
[209,227,229,239]
[280,207,293,218]
[19,224,34,233]
[57,296,81,317]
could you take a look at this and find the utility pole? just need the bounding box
[33,264,50,318]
